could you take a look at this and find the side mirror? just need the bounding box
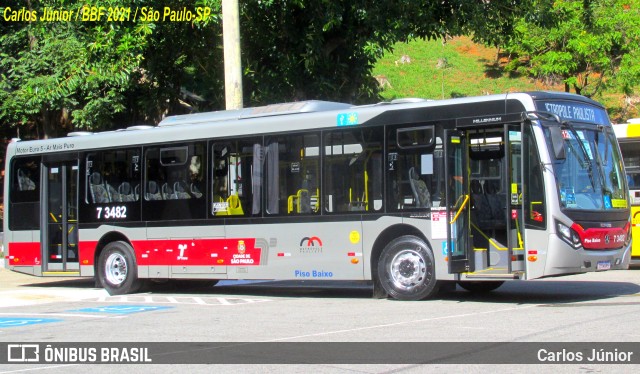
[549,126,566,160]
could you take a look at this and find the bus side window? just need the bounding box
[323,128,383,213]
[212,143,234,215]
[523,123,546,228]
[9,157,41,230]
[266,133,320,215]
[88,149,141,204]
[385,125,442,211]
[211,139,260,217]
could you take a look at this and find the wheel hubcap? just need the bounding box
[105,252,127,285]
[390,249,426,290]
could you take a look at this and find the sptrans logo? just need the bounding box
[299,236,323,254]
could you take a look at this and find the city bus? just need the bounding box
[614,118,640,265]
[3,91,631,300]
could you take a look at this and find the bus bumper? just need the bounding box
[543,235,630,276]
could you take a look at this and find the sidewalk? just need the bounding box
[0,267,104,308]
[0,266,90,290]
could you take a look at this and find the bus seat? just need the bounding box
[118,182,136,202]
[17,168,36,191]
[288,189,311,214]
[106,183,119,202]
[161,183,176,200]
[470,179,483,195]
[89,172,110,203]
[146,181,162,200]
[174,181,191,199]
[213,195,228,215]
[484,180,505,225]
[311,188,320,212]
[471,179,493,227]
[227,195,244,215]
[190,183,203,198]
[470,179,483,209]
[409,167,431,208]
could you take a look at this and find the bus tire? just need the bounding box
[377,235,438,301]
[98,241,143,295]
[457,281,504,293]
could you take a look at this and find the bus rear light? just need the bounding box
[351,258,359,264]
[527,255,538,262]
[528,250,538,255]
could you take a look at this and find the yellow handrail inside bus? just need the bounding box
[450,194,469,224]
[470,221,524,251]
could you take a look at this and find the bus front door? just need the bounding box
[445,130,473,273]
[506,125,525,274]
[42,159,79,274]
[463,124,525,277]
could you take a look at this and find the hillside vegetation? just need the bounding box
[373,37,638,123]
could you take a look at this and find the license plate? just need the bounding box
[596,261,611,270]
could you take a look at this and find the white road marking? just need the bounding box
[0,288,108,308]
[0,312,124,319]
[0,364,79,373]
[88,295,271,306]
[262,304,538,342]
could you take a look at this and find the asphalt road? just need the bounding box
[0,264,639,373]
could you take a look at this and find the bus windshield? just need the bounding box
[545,123,628,210]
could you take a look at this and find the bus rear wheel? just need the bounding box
[98,241,143,295]
[377,235,438,301]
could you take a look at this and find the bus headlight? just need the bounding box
[556,220,581,249]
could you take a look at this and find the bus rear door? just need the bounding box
[41,156,80,274]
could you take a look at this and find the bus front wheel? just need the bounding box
[377,235,438,301]
[98,241,143,295]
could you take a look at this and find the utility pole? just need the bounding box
[222,0,243,110]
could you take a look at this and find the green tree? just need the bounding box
[1,0,528,138]
[500,0,640,98]
[0,0,153,138]
[240,0,528,104]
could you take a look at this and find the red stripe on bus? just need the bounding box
[130,238,262,266]
[6,242,41,266]
[7,238,263,267]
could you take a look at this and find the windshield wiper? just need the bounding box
[563,121,597,190]
[598,126,610,166]
[591,128,611,196]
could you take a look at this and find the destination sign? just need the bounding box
[537,100,609,125]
